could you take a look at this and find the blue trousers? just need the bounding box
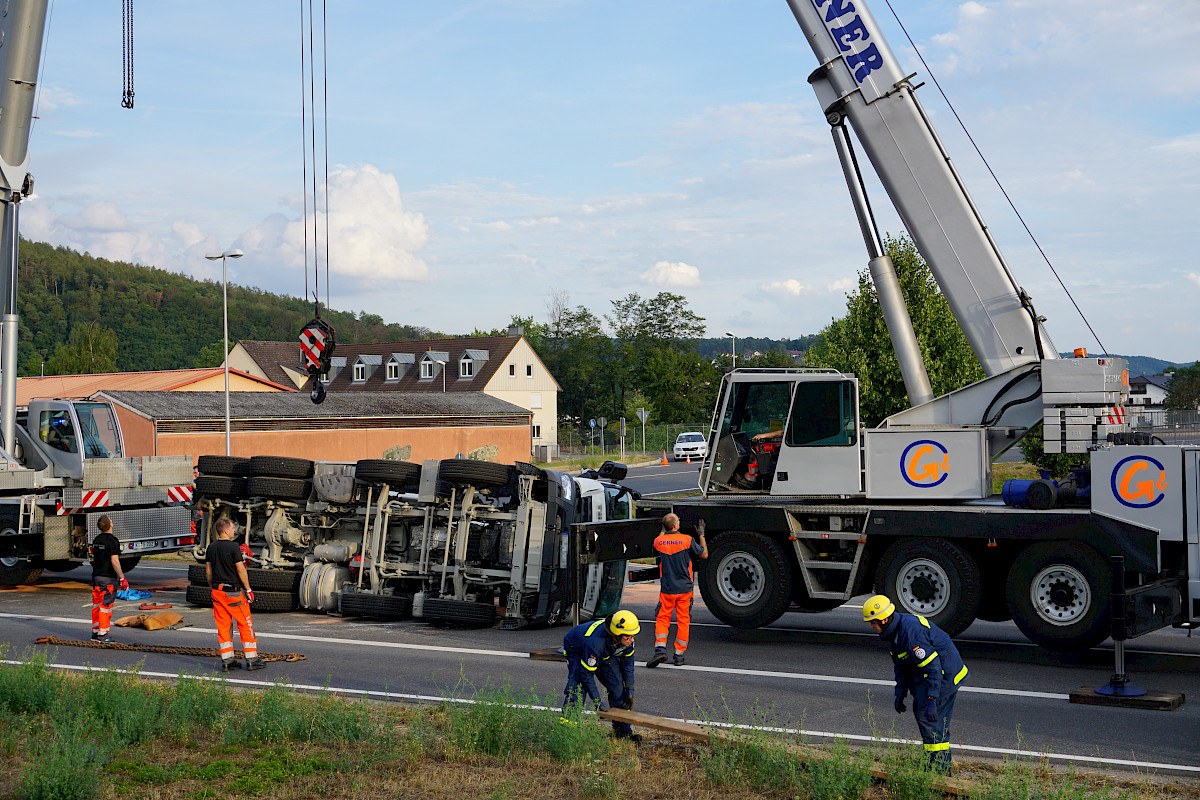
[911,687,957,772]
[564,659,632,737]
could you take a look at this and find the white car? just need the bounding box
[673,432,708,462]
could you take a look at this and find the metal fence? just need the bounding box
[556,422,710,461]
[1131,409,1200,445]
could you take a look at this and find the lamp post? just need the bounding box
[434,359,447,392]
[205,249,244,456]
[724,331,736,369]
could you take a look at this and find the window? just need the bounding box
[532,424,542,439]
[421,360,435,379]
[526,365,533,377]
[460,359,474,378]
[530,392,542,409]
[353,363,366,382]
[387,362,399,380]
[509,364,515,377]
[40,410,78,454]
[786,381,857,447]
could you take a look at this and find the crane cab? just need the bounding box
[22,399,124,480]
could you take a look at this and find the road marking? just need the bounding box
[9,658,1199,776]
[3,610,1065,699]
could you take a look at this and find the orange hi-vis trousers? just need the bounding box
[654,591,694,654]
[212,585,258,662]
[91,583,115,637]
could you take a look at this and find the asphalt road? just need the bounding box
[3,560,1198,780]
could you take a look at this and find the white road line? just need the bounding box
[2,611,1064,698]
[8,658,1198,776]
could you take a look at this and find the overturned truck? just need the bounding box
[187,455,635,628]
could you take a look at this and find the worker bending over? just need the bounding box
[864,595,968,773]
[562,609,641,743]
[648,513,707,668]
[205,518,264,672]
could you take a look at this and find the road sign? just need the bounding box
[636,408,649,423]
[597,416,607,428]
[589,419,596,428]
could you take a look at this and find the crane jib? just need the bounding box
[811,0,884,83]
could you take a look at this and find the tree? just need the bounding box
[46,321,118,375]
[805,234,985,427]
[1164,365,1198,410]
[192,340,232,369]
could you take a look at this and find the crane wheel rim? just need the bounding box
[895,558,951,617]
[1029,564,1091,626]
[715,552,766,607]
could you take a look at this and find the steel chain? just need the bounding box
[34,636,305,662]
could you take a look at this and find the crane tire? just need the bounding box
[699,531,793,629]
[876,538,981,637]
[437,459,512,488]
[1006,541,1110,652]
[247,456,315,480]
[355,459,422,487]
[420,597,498,627]
[197,456,250,477]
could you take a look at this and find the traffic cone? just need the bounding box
[686,452,692,465]
[660,451,669,466]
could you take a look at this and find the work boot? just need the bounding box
[221,658,243,672]
[646,649,668,669]
[91,633,112,644]
[245,657,266,671]
[672,652,686,666]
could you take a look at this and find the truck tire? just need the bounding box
[247,455,314,480]
[437,459,511,488]
[421,597,498,627]
[118,556,141,573]
[876,538,981,637]
[0,558,42,586]
[197,456,250,477]
[1006,541,1110,652]
[195,476,246,499]
[187,564,302,594]
[355,459,421,486]
[185,585,298,613]
[699,532,793,629]
[246,476,310,502]
[339,590,414,620]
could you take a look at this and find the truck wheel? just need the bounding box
[188,563,207,585]
[438,459,512,488]
[877,539,980,636]
[197,456,250,477]
[247,456,315,480]
[246,476,310,502]
[118,556,141,573]
[1006,541,1110,652]
[355,459,421,487]
[339,590,414,620]
[189,565,302,594]
[0,557,42,586]
[195,476,246,499]
[299,563,350,612]
[186,585,298,613]
[699,532,793,629]
[421,597,498,627]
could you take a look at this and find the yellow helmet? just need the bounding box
[608,609,641,636]
[863,594,896,622]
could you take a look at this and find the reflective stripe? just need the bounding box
[917,650,939,667]
[924,742,950,752]
[585,619,606,637]
[954,665,968,684]
[917,615,930,628]
[896,651,908,659]
[581,660,598,672]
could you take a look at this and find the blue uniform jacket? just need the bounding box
[562,618,635,701]
[880,613,968,700]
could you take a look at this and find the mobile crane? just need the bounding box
[580,0,1195,653]
[0,1,193,585]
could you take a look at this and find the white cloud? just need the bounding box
[1186,273,1200,290]
[760,279,808,296]
[641,261,701,288]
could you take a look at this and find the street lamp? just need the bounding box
[433,359,447,392]
[724,331,736,368]
[205,249,244,456]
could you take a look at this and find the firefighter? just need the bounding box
[562,609,641,743]
[205,517,264,671]
[864,595,968,774]
[90,515,127,643]
[647,513,707,667]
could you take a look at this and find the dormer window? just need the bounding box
[387,362,399,380]
[353,363,366,382]
[420,351,449,381]
[385,353,414,383]
[460,360,473,378]
[352,354,382,383]
[421,361,435,379]
[458,349,488,381]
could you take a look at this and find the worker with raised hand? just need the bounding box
[90,515,127,643]
[561,609,641,743]
[205,517,264,672]
[647,513,707,668]
[864,595,968,774]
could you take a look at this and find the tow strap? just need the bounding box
[33,636,306,663]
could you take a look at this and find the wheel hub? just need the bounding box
[896,558,949,617]
[729,567,752,593]
[716,552,765,607]
[910,575,937,603]
[1030,565,1090,626]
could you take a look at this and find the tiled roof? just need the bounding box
[100,390,529,420]
[16,369,291,406]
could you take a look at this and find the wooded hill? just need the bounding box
[15,239,433,376]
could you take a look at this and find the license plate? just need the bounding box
[131,539,161,551]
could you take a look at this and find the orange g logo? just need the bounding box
[900,440,949,488]
[1110,455,1167,509]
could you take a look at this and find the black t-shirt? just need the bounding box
[205,538,244,587]
[91,531,121,583]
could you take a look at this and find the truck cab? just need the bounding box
[20,399,124,480]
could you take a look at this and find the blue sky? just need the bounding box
[22,1,1200,362]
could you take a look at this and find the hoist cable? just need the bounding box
[882,0,1108,357]
[121,0,134,108]
[298,0,310,306]
[31,0,54,132]
[322,0,331,311]
[308,0,320,314]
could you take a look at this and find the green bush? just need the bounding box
[805,737,873,800]
[0,652,63,715]
[165,674,232,729]
[17,720,108,800]
[75,668,165,747]
[224,683,374,744]
[880,741,939,800]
